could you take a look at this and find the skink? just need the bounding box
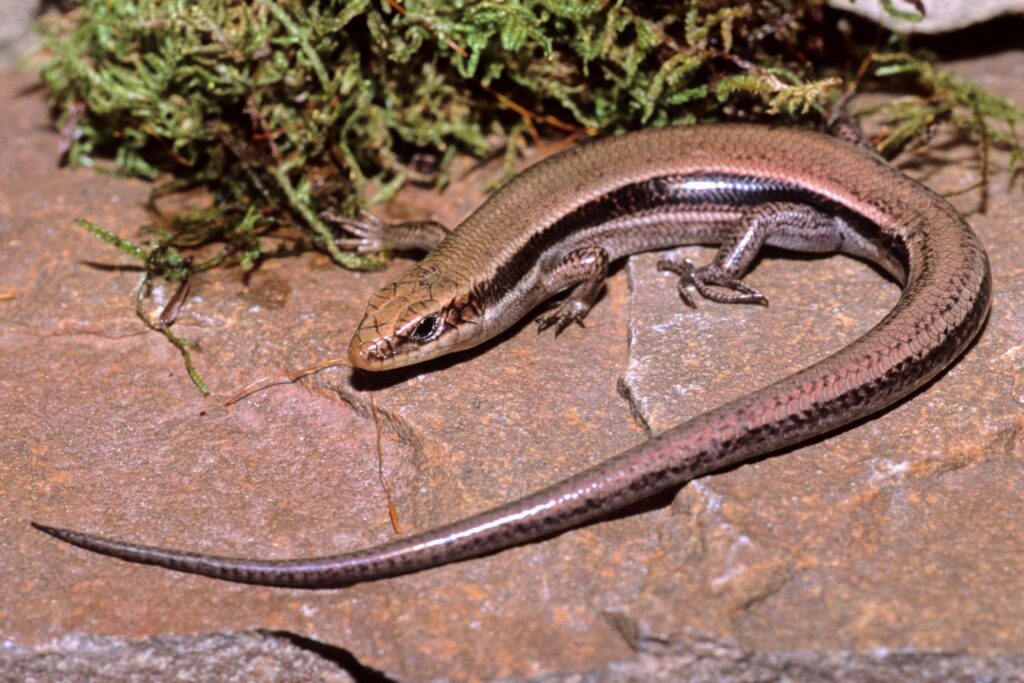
[34,124,992,588]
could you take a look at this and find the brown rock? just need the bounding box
[619,48,1024,670]
[2,48,1022,681]
[0,69,650,681]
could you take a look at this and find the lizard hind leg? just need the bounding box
[323,210,453,253]
[660,202,843,309]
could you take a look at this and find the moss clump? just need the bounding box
[40,2,850,270]
[39,1,1024,392]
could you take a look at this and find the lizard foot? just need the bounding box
[536,299,590,335]
[657,257,769,308]
[321,209,386,253]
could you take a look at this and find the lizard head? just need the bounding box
[348,264,485,371]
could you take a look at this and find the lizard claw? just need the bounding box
[536,300,590,336]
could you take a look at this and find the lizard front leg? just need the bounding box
[536,246,610,334]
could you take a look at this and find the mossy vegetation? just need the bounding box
[39,1,1024,393]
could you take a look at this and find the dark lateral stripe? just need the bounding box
[479,173,827,301]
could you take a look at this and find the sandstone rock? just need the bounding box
[2,47,1022,681]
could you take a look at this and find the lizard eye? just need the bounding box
[410,314,442,342]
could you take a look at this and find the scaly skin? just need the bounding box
[34,125,991,587]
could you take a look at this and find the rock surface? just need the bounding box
[2,49,1023,682]
[0,631,366,683]
[0,0,41,69]
[617,51,1024,661]
[830,0,1024,33]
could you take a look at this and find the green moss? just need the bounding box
[865,50,1024,207]
[40,1,1024,392]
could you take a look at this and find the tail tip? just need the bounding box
[31,521,69,540]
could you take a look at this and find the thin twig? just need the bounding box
[370,391,403,534]
[222,356,350,406]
